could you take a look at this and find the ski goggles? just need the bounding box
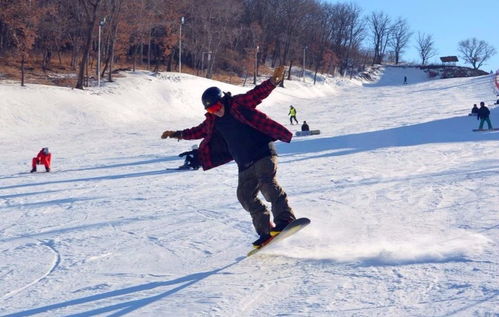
[206,102,223,114]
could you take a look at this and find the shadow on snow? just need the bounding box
[0,216,160,243]
[279,109,499,163]
[3,258,244,317]
[0,167,184,191]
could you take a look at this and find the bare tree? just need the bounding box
[326,3,364,76]
[0,0,384,86]
[368,11,391,65]
[184,0,242,78]
[75,0,103,89]
[416,32,436,65]
[35,2,65,71]
[340,3,364,76]
[100,0,124,83]
[389,17,411,64]
[278,0,316,66]
[0,0,41,86]
[458,38,496,70]
[123,1,151,72]
[307,2,332,83]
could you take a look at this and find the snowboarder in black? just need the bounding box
[477,102,493,130]
[301,121,310,131]
[178,145,201,170]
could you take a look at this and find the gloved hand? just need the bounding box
[161,130,182,140]
[270,65,285,85]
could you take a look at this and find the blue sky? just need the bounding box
[336,0,499,71]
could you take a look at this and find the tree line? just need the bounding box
[0,0,495,88]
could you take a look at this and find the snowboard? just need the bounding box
[247,217,311,257]
[166,166,199,171]
[472,128,499,132]
[295,130,321,137]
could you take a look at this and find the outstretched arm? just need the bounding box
[232,66,285,109]
[161,121,208,141]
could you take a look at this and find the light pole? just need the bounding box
[179,16,184,73]
[97,17,106,87]
[302,46,307,82]
[253,45,259,85]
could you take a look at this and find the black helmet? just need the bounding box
[201,87,223,109]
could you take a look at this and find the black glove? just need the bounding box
[270,65,285,85]
[161,130,182,140]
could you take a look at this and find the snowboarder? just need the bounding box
[31,147,51,173]
[288,105,298,125]
[178,145,201,170]
[301,121,310,131]
[160,66,297,248]
[477,102,493,130]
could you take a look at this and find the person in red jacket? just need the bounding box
[31,147,51,172]
[161,66,297,248]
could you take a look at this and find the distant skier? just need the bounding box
[471,104,479,119]
[160,66,297,248]
[477,102,493,130]
[288,105,298,125]
[301,121,310,131]
[31,147,51,173]
[178,145,201,170]
[403,76,408,84]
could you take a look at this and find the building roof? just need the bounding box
[440,56,459,62]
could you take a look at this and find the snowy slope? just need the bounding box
[364,65,430,86]
[0,66,498,316]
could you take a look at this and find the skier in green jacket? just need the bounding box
[288,105,298,125]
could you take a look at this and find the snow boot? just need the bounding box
[270,220,294,237]
[252,233,273,249]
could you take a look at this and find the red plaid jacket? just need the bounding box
[180,79,292,170]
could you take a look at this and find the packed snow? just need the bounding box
[0,66,498,316]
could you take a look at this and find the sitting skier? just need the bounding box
[31,147,51,173]
[178,145,201,170]
[470,104,479,119]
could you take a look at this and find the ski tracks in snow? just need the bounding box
[1,239,61,301]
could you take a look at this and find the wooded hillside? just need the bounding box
[0,0,400,87]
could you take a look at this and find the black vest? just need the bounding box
[214,100,275,171]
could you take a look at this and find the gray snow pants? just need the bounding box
[237,155,296,236]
